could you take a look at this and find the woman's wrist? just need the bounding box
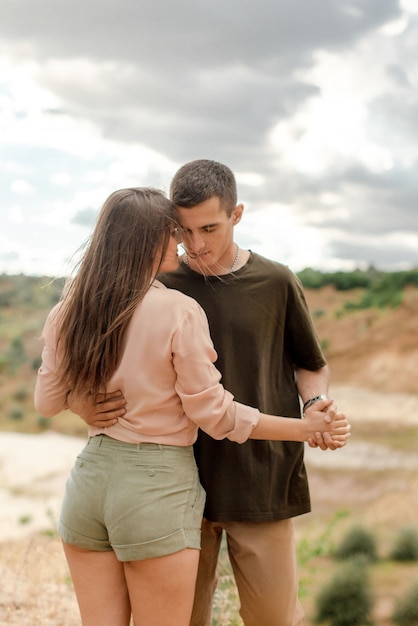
[299,416,314,441]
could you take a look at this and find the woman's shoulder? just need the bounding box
[147,280,203,313]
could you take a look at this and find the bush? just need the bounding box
[32,356,42,371]
[13,386,30,402]
[334,526,378,562]
[392,580,418,625]
[37,416,51,430]
[390,527,418,562]
[9,406,24,420]
[315,557,374,626]
[4,336,27,374]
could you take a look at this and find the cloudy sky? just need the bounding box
[1,0,417,277]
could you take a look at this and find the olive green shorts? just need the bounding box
[59,435,206,561]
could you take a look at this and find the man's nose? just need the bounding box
[186,231,205,254]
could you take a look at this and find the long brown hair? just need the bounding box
[56,187,175,395]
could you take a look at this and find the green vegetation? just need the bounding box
[0,274,65,310]
[0,274,68,433]
[392,580,418,626]
[333,525,378,562]
[389,527,418,562]
[298,266,418,309]
[314,556,374,626]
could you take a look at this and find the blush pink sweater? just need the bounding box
[34,281,259,445]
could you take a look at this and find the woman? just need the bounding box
[35,187,349,626]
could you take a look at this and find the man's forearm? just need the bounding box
[295,365,330,407]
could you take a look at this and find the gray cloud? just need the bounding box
[1,0,416,272]
[0,0,404,166]
[71,208,98,228]
[328,237,418,271]
[0,1,401,66]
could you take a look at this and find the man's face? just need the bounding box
[176,196,243,276]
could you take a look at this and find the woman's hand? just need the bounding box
[303,399,351,449]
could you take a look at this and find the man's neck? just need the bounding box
[182,248,250,276]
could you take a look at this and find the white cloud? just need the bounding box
[50,172,72,186]
[10,179,36,194]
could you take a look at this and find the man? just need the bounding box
[79,160,347,625]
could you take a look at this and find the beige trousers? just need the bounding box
[190,517,304,626]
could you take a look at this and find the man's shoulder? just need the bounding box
[158,254,300,290]
[248,252,299,283]
[158,266,200,293]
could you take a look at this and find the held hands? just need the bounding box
[67,390,127,427]
[303,398,351,451]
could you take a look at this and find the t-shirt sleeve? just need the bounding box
[172,301,259,443]
[286,273,327,370]
[34,307,69,417]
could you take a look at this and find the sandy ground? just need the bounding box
[1,385,418,624]
[0,431,85,543]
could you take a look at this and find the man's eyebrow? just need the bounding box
[181,222,219,230]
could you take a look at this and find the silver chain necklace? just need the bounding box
[230,244,241,272]
[184,244,240,273]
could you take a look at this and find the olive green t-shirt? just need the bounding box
[160,252,326,522]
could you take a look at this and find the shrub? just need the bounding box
[334,525,377,562]
[37,416,50,430]
[4,336,27,374]
[320,338,330,352]
[315,557,374,626]
[390,527,418,562]
[392,580,418,625]
[9,406,24,420]
[32,356,42,371]
[13,386,30,402]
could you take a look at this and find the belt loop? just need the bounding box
[91,434,103,447]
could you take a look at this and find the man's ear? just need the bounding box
[232,203,244,225]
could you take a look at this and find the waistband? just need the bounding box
[87,434,193,453]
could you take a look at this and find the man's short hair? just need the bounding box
[170,159,237,216]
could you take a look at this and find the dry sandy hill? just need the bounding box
[304,285,418,395]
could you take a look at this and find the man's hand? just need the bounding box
[67,390,127,428]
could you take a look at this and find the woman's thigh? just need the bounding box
[124,547,200,626]
[62,542,131,626]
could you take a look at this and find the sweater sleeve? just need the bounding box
[172,302,260,443]
[34,306,69,418]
